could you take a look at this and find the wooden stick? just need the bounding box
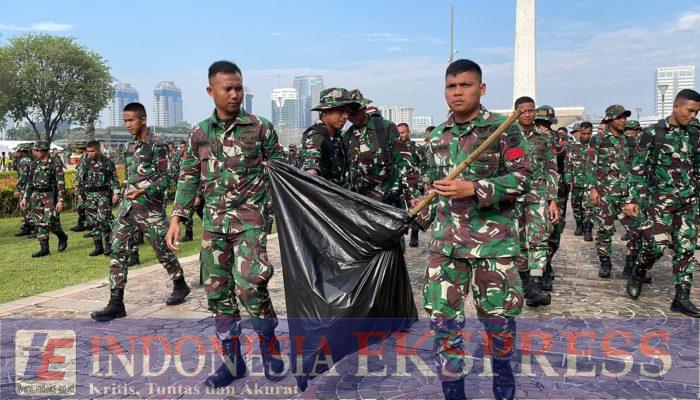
[409,108,524,216]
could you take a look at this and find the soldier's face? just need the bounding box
[580,128,592,143]
[598,123,606,132]
[609,116,627,133]
[445,71,485,115]
[517,102,536,127]
[37,150,48,160]
[178,144,186,152]
[123,111,146,135]
[86,147,100,160]
[348,107,367,126]
[207,72,244,118]
[76,148,84,154]
[323,107,350,130]
[398,125,410,140]
[672,99,700,126]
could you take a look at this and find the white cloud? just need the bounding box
[676,12,700,31]
[0,22,74,32]
[360,32,444,44]
[387,46,402,52]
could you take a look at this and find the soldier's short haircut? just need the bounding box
[445,59,482,83]
[580,121,593,130]
[397,122,410,129]
[86,140,101,149]
[123,102,147,118]
[426,126,436,133]
[514,96,535,109]
[208,60,242,81]
[674,89,700,104]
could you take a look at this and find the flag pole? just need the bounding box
[409,108,524,216]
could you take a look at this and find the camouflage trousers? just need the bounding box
[75,194,86,219]
[184,196,204,233]
[29,192,62,241]
[515,200,552,276]
[593,194,637,257]
[638,197,698,285]
[546,184,569,263]
[201,228,277,338]
[570,187,594,223]
[84,192,113,238]
[424,252,523,381]
[108,207,183,289]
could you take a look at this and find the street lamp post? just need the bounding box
[658,84,669,118]
[635,107,642,121]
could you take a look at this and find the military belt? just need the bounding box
[32,187,54,193]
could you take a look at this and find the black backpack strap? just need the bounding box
[647,119,667,186]
[371,114,390,165]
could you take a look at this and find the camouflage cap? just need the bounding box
[349,89,373,108]
[75,141,87,148]
[33,140,50,151]
[625,120,641,130]
[535,105,558,124]
[15,143,31,152]
[311,88,358,111]
[571,122,581,132]
[603,104,631,122]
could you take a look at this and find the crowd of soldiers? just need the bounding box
[9,58,700,400]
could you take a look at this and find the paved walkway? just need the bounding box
[2,208,699,399]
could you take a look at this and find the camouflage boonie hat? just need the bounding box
[33,140,50,151]
[535,105,558,124]
[75,141,87,149]
[15,143,31,152]
[603,104,631,122]
[310,88,358,111]
[625,120,641,130]
[571,122,581,132]
[349,89,373,108]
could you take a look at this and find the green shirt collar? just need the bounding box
[445,105,492,130]
[207,109,254,129]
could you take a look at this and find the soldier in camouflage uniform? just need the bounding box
[70,142,89,232]
[166,61,285,387]
[513,98,559,306]
[587,105,637,278]
[625,89,700,317]
[287,144,301,168]
[415,59,530,400]
[13,143,35,237]
[566,121,595,241]
[77,141,120,257]
[19,141,68,257]
[397,122,424,247]
[544,107,569,285]
[345,90,420,207]
[299,88,357,186]
[90,102,188,322]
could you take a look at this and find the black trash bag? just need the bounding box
[267,160,418,390]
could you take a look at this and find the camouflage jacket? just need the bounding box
[168,149,185,184]
[15,154,33,193]
[552,129,569,193]
[287,152,301,168]
[400,138,424,192]
[300,123,347,186]
[586,128,630,196]
[343,116,420,202]
[518,125,558,203]
[565,137,592,189]
[121,132,172,213]
[419,107,532,259]
[74,154,87,190]
[77,154,120,197]
[628,118,700,204]
[622,134,638,168]
[23,157,66,202]
[172,110,284,234]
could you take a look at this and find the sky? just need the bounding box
[1,0,700,127]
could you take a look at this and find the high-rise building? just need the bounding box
[108,83,139,127]
[271,88,300,146]
[244,86,254,114]
[153,81,183,127]
[412,116,433,132]
[655,66,695,117]
[376,106,415,126]
[293,76,324,128]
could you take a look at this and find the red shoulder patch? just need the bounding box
[587,147,594,152]
[559,140,567,146]
[505,147,525,160]
[550,149,558,155]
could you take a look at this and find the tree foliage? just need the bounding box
[0,34,114,143]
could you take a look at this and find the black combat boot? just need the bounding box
[583,221,593,242]
[518,270,530,299]
[83,231,98,238]
[27,228,37,239]
[625,263,647,299]
[525,276,551,307]
[670,284,700,318]
[127,250,140,266]
[55,229,68,252]
[598,255,612,278]
[574,221,583,236]
[487,317,517,400]
[622,255,636,277]
[104,234,113,256]
[204,338,247,388]
[31,239,50,258]
[90,288,126,321]
[441,378,466,400]
[541,261,553,292]
[164,276,190,305]
[260,332,286,381]
[70,212,87,232]
[181,228,193,242]
[135,230,144,245]
[14,223,30,237]
[409,228,419,247]
[89,238,104,256]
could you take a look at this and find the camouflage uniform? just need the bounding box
[71,142,88,231]
[418,107,530,381]
[515,123,558,277]
[172,109,284,337]
[566,135,595,226]
[78,153,120,248]
[628,117,699,285]
[109,132,183,289]
[287,144,301,168]
[23,141,67,250]
[545,121,570,266]
[14,144,35,235]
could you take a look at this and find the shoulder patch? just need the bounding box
[505,147,525,160]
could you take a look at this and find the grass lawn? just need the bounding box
[0,206,203,304]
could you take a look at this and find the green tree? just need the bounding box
[0,34,114,143]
